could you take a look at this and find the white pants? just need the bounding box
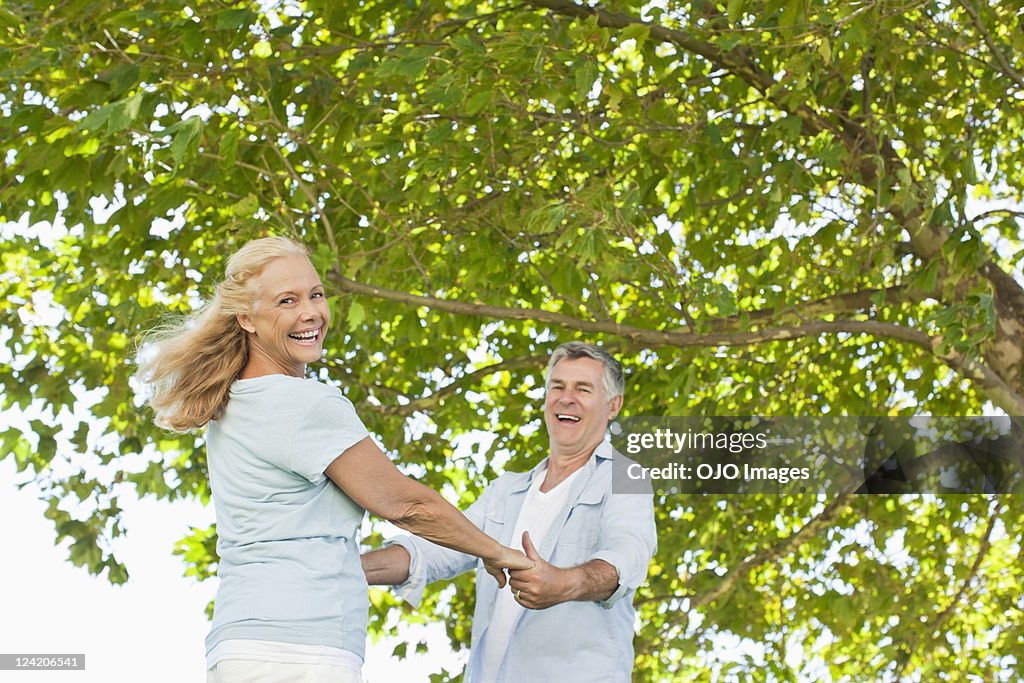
[206,659,363,683]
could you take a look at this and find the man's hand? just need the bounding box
[507,531,573,609]
[509,531,621,608]
[483,544,533,589]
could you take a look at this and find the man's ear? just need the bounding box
[608,394,623,420]
[237,313,255,334]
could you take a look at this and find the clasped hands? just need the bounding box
[483,541,532,588]
[497,531,570,610]
[483,532,573,610]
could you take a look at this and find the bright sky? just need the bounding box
[0,457,463,682]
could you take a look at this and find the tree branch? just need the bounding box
[693,494,854,610]
[332,271,934,349]
[362,355,545,417]
[332,271,1024,414]
[895,500,1002,676]
[637,494,855,654]
[956,0,1024,90]
[964,208,1024,226]
[932,339,1024,415]
[695,285,928,333]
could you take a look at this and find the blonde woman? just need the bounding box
[137,236,530,683]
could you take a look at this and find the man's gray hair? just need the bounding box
[546,342,625,400]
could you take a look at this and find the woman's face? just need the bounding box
[237,254,330,377]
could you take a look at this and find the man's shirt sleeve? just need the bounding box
[588,487,657,609]
[385,483,495,608]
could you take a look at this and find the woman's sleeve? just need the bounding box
[288,387,370,484]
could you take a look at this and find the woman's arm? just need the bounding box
[326,436,531,584]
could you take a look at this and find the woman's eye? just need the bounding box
[280,297,295,305]
[312,291,324,299]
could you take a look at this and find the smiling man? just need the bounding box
[361,342,657,683]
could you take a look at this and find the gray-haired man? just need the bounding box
[361,342,657,682]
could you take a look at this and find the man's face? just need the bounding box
[238,254,330,376]
[544,357,623,459]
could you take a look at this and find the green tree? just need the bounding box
[1,1,1022,680]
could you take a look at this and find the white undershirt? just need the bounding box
[206,639,363,671]
[477,465,582,683]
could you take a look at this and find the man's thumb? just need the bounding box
[522,531,540,560]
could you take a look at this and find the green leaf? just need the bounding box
[169,117,203,166]
[106,63,141,97]
[108,93,144,132]
[0,6,24,29]
[620,23,650,49]
[229,193,259,217]
[347,301,366,330]
[464,89,494,115]
[253,40,273,59]
[910,259,940,293]
[818,38,832,65]
[78,107,112,133]
[220,127,240,168]
[726,0,746,23]
[575,60,599,103]
[216,8,255,30]
[65,136,100,157]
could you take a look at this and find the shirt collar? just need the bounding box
[519,437,613,490]
[593,439,614,461]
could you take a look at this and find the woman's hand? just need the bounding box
[483,545,534,588]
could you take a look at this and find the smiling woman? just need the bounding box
[235,253,330,379]
[136,237,311,432]
[133,236,531,683]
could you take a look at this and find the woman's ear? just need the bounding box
[237,313,255,333]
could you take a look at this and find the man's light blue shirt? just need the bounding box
[389,441,657,683]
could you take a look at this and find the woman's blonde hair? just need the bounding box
[136,236,310,432]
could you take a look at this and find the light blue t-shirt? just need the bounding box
[204,374,370,657]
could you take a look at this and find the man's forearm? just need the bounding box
[562,559,619,602]
[361,545,412,585]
